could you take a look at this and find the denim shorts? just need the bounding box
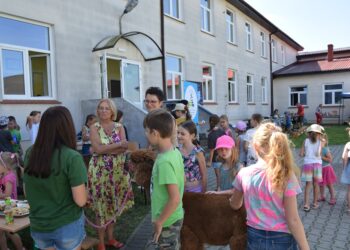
[31,214,86,250]
[247,226,298,250]
[212,162,221,169]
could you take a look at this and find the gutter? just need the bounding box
[269,31,277,115]
[160,0,167,99]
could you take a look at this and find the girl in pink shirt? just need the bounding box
[230,123,309,250]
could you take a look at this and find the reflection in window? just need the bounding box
[246,75,254,103]
[164,0,179,19]
[2,49,25,95]
[228,69,237,102]
[290,86,307,106]
[324,84,343,105]
[201,0,211,32]
[202,65,214,101]
[166,55,182,100]
[226,10,236,43]
[30,52,49,96]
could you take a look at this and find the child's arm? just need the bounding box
[90,125,128,154]
[284,195,310,250]
[229,188,243,210]
[0,182,13,199]
[342,143,350,168]
[153,184,181,242]
[207,189,233,195]
[207,149,214,167]
[82,126,89,142]
[322,148,333,163]
[26,116,33,129]
[197,152,207,192]
[299,140,305,157]
[71,184,87,207]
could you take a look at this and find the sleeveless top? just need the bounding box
[180,145,204,182]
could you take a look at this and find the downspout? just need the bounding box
[160,0,167,99]
[269,31,277,115]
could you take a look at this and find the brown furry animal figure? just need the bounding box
[130,150,247,250]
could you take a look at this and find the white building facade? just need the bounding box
[0,0,302,140]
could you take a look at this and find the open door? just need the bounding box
[121,60,141,105]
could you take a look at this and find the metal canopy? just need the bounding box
[92,31,163,61]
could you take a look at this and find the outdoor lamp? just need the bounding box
[119,0,139,34]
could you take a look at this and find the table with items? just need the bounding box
[0,199,30,233]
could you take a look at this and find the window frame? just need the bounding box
[245,22,253,52]
[163,0,181,20]
[165,54,183,100]
[0,15,56,100]
[289,86,308,107]
[226,9,236,44]
[271,39,277,62]
[246,74,254,103]
[323,83,343,106]
[281,45,286,65]
[200,0,212,33]
[261,77,268,104]
[260,31,266,58]
[227,68,237,103]
[202,63,215,102]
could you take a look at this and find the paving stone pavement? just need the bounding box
[123,145,349,250]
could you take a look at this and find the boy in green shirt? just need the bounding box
[143,109,184,250]
[8,116,22,155]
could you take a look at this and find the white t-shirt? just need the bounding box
[244,128,257,166]
[303,138,322,164]
[30,123,39,145]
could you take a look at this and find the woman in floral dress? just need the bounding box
[88,99,134,250]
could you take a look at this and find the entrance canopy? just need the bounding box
[92,31,163,61]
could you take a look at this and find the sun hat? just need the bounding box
[0,116,9,127]
[172,103,186,112]
[306,124,324,134]
[235,120,247,131]
[215,135,235,150]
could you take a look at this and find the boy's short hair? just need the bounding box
[145,87,165,102]
[143,109,175,138]
[251,113,263,123]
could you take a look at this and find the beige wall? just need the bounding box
[273,71,350,124]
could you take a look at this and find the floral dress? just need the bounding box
[87,122,134,225]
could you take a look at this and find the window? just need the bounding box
[226,10,236,44]
[164,0,180,19]
[166,55,182,100]
[290,86,307,106]
[0,16,54,99]
[246,74,254,103]
[281,45,285,65]
[261,77,267,103]
[245,22,252,51]
[260,32,266,57]
[202,64,214,101]
[271,39,277,62]
[323,83,343,105]
[200,0,211,32]
[228,69,237,102]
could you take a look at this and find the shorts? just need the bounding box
[212,162,221,169]
[31,214,86,250]
[301,163,322,183]
[145,219,183,250]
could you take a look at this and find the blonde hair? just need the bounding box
[253,122,298,192]
[0,152,19,171]
[218,147,238,179]
[97,99,117,121]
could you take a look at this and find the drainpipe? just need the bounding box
[160,0,167,99]
[269,31,277,115]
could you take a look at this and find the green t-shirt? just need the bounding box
[151,148,184,227]
[9,129,21,153]
[24,146,87,232]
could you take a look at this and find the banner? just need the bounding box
[183,81,200,124]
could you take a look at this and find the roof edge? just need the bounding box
[273,68,350,78]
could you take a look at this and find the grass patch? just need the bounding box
[10,183,150,249]
[290,124,349,148]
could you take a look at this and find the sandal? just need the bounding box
[318,196,326,202]
[312,203,319,209]
[328,198,336,205]
[107,239,124,249]
[98,243,105,250]
[303,205,311,212]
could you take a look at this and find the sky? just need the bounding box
[244,0,350,52]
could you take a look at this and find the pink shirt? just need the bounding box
[233,159,301,233]
[0,171,17,199]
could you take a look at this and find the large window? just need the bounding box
[0,16,53,99]
[271,39,277,62]
[228,69,237,103]
[290,86,307,106]
[260,32,266,57]
[166,55,182,100]
[246,74,254,103]
[226,10,236,44]
[281,45,286,65]
[323,83,343,105]
[245,22,253,51]
[164,0,180,19]
[202,64,214,101]
[261,77,267,103]
[200,0,211,33]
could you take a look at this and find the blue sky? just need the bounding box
[244,0,350,52]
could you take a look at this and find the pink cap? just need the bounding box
[215,135,235,150]
[235,120,247,131]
